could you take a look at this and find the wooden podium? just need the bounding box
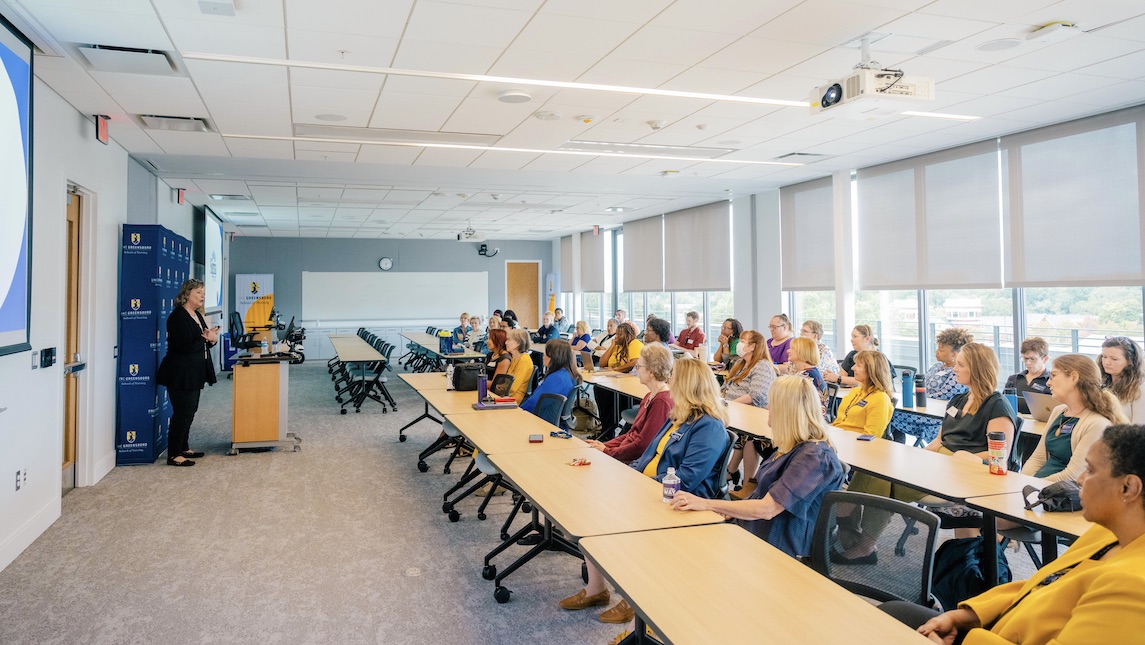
[229,353,302,455]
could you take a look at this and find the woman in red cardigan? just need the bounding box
[585,343,674,463]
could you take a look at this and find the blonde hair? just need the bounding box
[638,343,674,383]
[460,312,469,320]
[789,337,820,366]
[854,350,894,396]
[727,330,776,385]
[669,357,728,425]
[959,343,999,415]
[489,315,502,329]
[1053,354,1128,425]
[174,279,204,307]
[543,310,554,320]
[769,376,834,454]
[507,328,532,356]
[575,320,589,336]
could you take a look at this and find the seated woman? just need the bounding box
[722,330,778,488]
[502,328,534,405]
[1005,336,1051,414]
[766,313,795,365]
[837,344,1017,564]
[451,311,472,344]
[586,344,674,463]
[569,321,592,353]
[887,327,973,444]
[672,376,846,558]
[595,322,643,432]
[589,318,618,352]
[712,318,743,365]
[560,357,729,626]
[501,309,520,329]
[487,315,502,331]
[1099,336,1145,424]
[787,337,827,398]
[531,311,560,343]
[830,350,896,437]
[913,424,1145,644]
[643,317,672,347]
[484,329,510,380]
[800,320,839,377]
[521,339,580,416]
[825,324,896,386]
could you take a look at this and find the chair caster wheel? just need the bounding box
[500,532,510,541]
[478,513,487,521]
[482,565,497,580]
[443,467,451,474]
[581,562,589,583]
[448,510,460,522]
[521,502,532,513]
[340,409,347,415]
[399,435,407,442]
[336,397,343,403]
[442,502,452,513]
[494,587,511,604]
[417,461,429,473]
[355,408,360,413]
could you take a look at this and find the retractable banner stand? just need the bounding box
[546,273,559,315]
[116,225,190,465]
[236,273,274,332]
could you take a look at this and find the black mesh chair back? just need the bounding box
[490,374,515,397]
[532,393,567,426]
[715,428,738,498]
[558,385,581,429]
[809,491,939,606]
[825,382,840,421]
[529,364,542,395]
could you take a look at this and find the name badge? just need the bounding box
[857,400,867,408]
[1031,383,1046,392]
[1060,419,1077,436]
[947,406,959,418]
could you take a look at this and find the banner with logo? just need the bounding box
[236,273,274,332]
[116,225,189,465]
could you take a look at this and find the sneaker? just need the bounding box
[599,599,634,624]
[558,588,610,610]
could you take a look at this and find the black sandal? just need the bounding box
[182,451,205,458]
[166,457,195,467]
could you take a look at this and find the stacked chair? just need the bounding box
[327,328,398,414]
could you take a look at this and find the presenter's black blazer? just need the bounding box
[157,307,217,391]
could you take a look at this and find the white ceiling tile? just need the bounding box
[382,76,476,96]
[287,69,385,92]
[1003,35,1145,72]
[521,153,593,172]
[370,93,463,131]
[877,12,1000,41]
[384,190,433,203]
[248,185,298,205]
[1015,0,1145,30]
[659,67,769,94]
[568,156,647,174]
[634,116,744,146]
[165,22,286,58]
[891,56,991,83]
[468,81,559,104]
[1074,49,1145,80]
[541,0,671,24]
[750,0,909,46]
[782,47,913,80]
[210,102,293,136]
[184,60,289,104]
[441,98,537,135]
[147,131,230,156]
[734,74,825,103]
[283,0,412,38]
[294,141,362,153]
[939,65,1058,95]
[194,179,250,194]
[404,1,533,48]
[107,123,165,153]
[89,73,208,117]
[30,6,172,49]
[1059,80,1145,107]
[916,0,1060,22]
[1092,14,1145,42]
[616,95,714,116]
[578,58,689,87]
[488,48,599,81]
[650,0,801,35]
[287,30,399,67]
[392,39,503,73]
[610,26,739,66]
[224,138,296,159]
[995,101,1108,124]
[546,89,639,110]
[295,150,359,162]
[291,85,380,127]
[940,94,1042,117]
[258,206,300,219]
[400,211,442,222]
[339,188,390,202]
[468,151,542,169]
[494,112,600,149]
[511,14,642,58]
[999,73,1123,101]
[152,0,284,24]
[354,146,424,164]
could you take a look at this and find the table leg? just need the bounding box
[982,513,999,588]
[398,400,442,442]
[1041,532,1060,564]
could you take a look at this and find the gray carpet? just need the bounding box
[0,364,625,645]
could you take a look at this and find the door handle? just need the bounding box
[64,362,87,375]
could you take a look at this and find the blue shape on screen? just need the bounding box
[0,41,30,159]
[0,222,28,332]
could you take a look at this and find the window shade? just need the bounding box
[1002,108,1144,287]
[559,235,572,291]
[622,215,664,292]
[663,202,731,291]
[780,177,834,290]
[579,230,605,292]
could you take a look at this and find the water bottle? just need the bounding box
[445,363,455,390]
[260,339,268,355]
[914,374,927,406]
[987,431,1008,475]
[662,467,681,503]
[477,373,488,403]
[1003,387,1019,414]
[901,370,915,408]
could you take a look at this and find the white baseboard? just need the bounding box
[0,498,60,573]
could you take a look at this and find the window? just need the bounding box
[1024,286,1144,361]
[707,291,735,345]
[673,292,703,335]
[791,291,838,350]
[647,292,670,321]
[926,289,1015,383]
[856,290,920,370]
[582,293,604,331]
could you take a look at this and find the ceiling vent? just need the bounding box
[198,0,237,16]
[773,152,831,162]
[140,115,211,132]
[557,140,734,159]
[78,45,176,75]
[294,124,499,146]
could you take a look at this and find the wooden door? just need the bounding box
[63,191,81,493]
[506,261,540,329]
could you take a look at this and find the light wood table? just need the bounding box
[581,524,931,645]
[966,491,1092,564]
[420,388,519,416]
[445,411,586,454]
[328,334,384,362]
[401,331,485,362]
[398,372,453,391]
[328,334,396,415]
[725,401,772,439]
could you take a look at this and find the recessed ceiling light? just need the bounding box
[604,207,628,213]
[209,194,251,201]
[901,111,981,121]
[976,38,1023,52]
[315,113,347,122]
[498,89,532,104]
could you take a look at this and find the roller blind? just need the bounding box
[580,230,605,292]
[780,177,834,290]
[559,235,572,291]
[622,215,664,292]
[663,202,731,291]
[1002,108,1145,286]
[855,140,1004,289]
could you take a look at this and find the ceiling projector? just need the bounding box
[457,228,486,242]
[810,68,934,120]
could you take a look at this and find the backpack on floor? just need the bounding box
[931,536,1012,611]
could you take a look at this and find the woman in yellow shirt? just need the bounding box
[831,350,895,436]
[503,328,534,405]
[600,321,643,372]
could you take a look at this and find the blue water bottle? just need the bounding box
[901,369,915,408]
[477,373,488,403]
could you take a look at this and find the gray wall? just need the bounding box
[228,237,553,320]
[125,158,157,224]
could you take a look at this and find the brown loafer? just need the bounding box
[558,588,610,610]
[599,599,634,624]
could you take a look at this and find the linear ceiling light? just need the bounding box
[900,111,981,121]
[221,134,803,166]
[181,52,810,108]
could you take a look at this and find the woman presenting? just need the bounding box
[157,279,218,467]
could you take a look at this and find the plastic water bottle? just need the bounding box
[901,370,915,408]
[662,467,681,503]
[260,339,268,354]
[477,373,488,403]
[445,363,455,390]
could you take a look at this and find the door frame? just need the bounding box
[504,260,542,328]
[68,183,98,487]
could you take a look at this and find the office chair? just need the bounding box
[825,382,840,422]
[424,375,516,476]
[809,491,940,606]
[228,312,259,350]
[715,429,738,499]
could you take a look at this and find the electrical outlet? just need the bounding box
[31,352,37,369]
[15,469,21,491]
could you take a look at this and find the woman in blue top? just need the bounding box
[521,338,580,416]
[451,311,472,344]
[787,337,827,397]
[672,376,845,558]
[887,328,973,444]
[569,320,592,353]
[531,311,560,343]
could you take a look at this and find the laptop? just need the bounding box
[580,350,596,373]
[1022,391,1058,422]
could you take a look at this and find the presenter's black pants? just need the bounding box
[168,388,202,457]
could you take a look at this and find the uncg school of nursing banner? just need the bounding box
[236,273,274,331]
[116,225,189,465]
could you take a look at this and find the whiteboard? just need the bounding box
[302,271,488,322]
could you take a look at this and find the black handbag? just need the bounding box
[452,363,483,391]
[1023,481,1082,513]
